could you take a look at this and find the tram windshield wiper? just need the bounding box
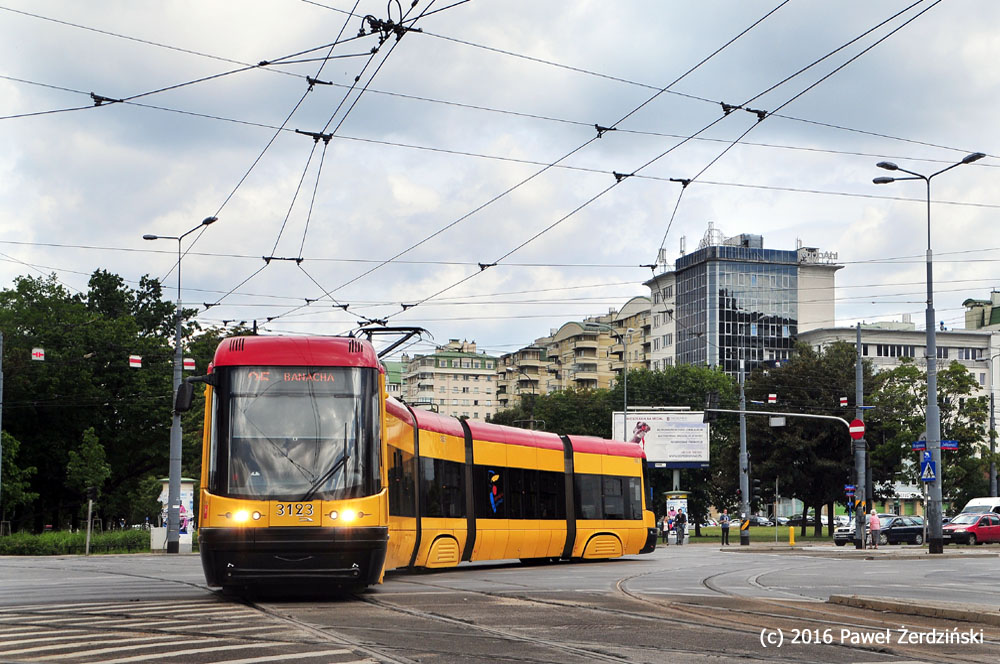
[300,452,350,502]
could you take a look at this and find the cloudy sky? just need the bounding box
[1,0,998,360]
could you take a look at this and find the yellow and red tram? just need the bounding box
[189,335,656,591]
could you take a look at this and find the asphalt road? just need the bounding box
[1,543,998,663]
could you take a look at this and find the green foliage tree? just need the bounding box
[745,342,872,536]
[867,358,990,512]
[65,427,112,497]
[0,271,200,532]
[1,431,39,521]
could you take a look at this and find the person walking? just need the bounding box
[719,509,731,546]
[675,508,687,546]
[869,509,881,549]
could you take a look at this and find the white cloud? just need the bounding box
[1,0,998,355]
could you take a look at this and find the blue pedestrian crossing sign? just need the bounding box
[920,456,937,482]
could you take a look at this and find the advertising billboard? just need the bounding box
[612,410,710,466]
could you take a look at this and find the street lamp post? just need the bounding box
[874,151,984,554]
[620,328,635,441]
[143,216,217,553]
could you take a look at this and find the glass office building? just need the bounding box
[675,236,798,375]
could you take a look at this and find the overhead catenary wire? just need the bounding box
[1,9,993,425]
[252,0,792,331]
[383,0,938,328]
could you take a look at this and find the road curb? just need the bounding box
[719,545,998,559]
[829,594,1000,626]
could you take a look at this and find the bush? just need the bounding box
[0,529,150,555]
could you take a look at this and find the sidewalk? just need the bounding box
[830,594,1000,627]
[718,542,999,559]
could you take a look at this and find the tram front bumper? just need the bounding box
[199,526,388,588]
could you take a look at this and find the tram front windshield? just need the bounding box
[211,366,380,501]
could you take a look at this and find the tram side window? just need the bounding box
[420,458,465,518]
[603,477,625,520]
[522,469,539,518]
[388,447,416,517]
[506,468,524,518]
[575,474,602,520]
[627,477,642,520]
[474,465,507,519]
[538,471,566,519]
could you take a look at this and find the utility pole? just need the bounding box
[0,331,4,520]
[991,391,997,497]
[739,361,750,546]
[854,324,867,549]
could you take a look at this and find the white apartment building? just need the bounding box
[400,340,499,421]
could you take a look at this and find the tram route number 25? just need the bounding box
[275,503,314,517]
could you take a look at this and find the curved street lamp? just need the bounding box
[873,151,984,554]
[142,215,218,553]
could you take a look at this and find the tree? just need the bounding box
[868,358,990,512]
[1,431,39,522]
[66,427,112,498]
[0,271,199,531]
[745,342,871,537]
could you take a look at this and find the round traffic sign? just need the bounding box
[849,419,865,440]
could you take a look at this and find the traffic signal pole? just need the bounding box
[739,363,750,546]
[854,324,867,549]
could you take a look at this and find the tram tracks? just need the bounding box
[624,564,1000,664]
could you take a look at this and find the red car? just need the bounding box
[942,512,1000,545]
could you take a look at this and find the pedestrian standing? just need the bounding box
[869,509,881,549]
[675,508,687,546]
[719,509,731,546]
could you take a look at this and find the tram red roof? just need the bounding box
[212,335,381,369]
[384,397,414,425]
[465,420,565,452]
[411,407,467,437]
[565,434,645,459]
[384,398,644,459]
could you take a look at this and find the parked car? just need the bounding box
[943,512,1000,545]
[876,515,925,545]
[746,515,773,527]
[833,514,897,546]
[773,516,789,526]
[786,515,821,528]
[701,519,719,528]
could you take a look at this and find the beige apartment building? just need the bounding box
[399,340,499,421]
[496,300,652,409]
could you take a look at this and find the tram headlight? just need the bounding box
[252,511,262,521]
[341,509,357,523]
[234,509,250,523]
